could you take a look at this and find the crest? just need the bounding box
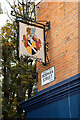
[19,21,45,63]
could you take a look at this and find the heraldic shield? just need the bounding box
[19,21,45,63]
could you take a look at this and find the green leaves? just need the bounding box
[1,1,36,119]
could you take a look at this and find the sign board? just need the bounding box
[19,21,45,63]
[41,66,55,86]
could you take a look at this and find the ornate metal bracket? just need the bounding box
[43,42,50,66]
[36,20,50,31]
[45,21,50,31]
[12,1,51,65]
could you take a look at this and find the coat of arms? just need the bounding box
[19,22,45,63]
[22,27,42,55]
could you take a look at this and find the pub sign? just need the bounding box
[19,21,45,63]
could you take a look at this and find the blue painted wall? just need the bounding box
[27,92,79,118]
[20,73,80,119]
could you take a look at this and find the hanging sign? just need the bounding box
[19,21,45,63]
[41,66,55,86]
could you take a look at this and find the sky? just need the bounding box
[0,0,12,28]
[0,0,41,29]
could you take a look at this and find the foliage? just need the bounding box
[1,1,36,119]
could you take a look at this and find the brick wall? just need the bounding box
[36,2,79,91]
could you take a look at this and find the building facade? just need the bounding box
[20,1,80,119]
[36,1,79,91]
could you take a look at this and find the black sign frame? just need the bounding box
[17,20,47,64]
